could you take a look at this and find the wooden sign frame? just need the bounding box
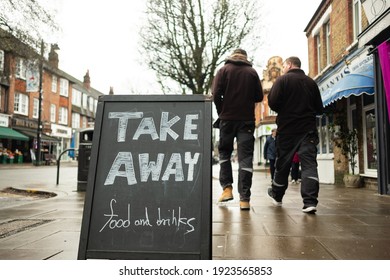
[78,95,212,260]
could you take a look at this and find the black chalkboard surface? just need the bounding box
[78,95,212,260]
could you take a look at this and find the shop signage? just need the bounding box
[318,49,373,94]
[12,118,38,129]
[51,124,72,138]
[0,113,9,127]
[361,0,390,24]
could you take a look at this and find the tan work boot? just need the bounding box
[240,201,250,210]
[218,186,233,202]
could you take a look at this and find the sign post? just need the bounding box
[78,95,212,260]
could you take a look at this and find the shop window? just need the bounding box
[316,114,333,155]
[364,108,377,171]
[363,93,374,106]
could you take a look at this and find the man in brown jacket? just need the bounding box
[212,48,263,210]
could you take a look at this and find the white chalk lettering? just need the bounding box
[162,153,184,181]
[156,207,195,235]
[185,152,200,181]
[134,207,152,227]
[133,117,159,140]
[108,112,143,142]
[108,112,200,141]
[160,112,180,141]
[104,152,137,186]
[139,153,164,182]
[99,199,131,232]
[99,201,196,235]
[104,152,201,185]
[183,114,199,140]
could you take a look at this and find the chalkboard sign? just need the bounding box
[78,95,212,260]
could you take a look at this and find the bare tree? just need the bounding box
[140,0,262,95]
[0,0,59,56]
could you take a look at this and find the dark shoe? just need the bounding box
[240,201,250,210]
[302,206,317,214]
[218,186,233,202]
[267,188,282,206]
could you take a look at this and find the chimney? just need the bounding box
[109,86,114,95]
[83,70,91,89]
[48,44,60,68]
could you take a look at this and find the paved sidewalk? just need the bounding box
[1,162,390,259]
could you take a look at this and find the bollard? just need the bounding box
[56,148,77,185]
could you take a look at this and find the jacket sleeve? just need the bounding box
[313,85,324,115]
[255,80,264,103]
[268,77,283,112]
[254,74,264,103]
[212,69,225,115]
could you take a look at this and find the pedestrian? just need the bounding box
[266,56,323,214]
[290,152,300,184]
[212,48,264,210]
[263,128,277,181]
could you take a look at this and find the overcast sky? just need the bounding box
[51,0,322,95]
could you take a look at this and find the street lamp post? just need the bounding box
[35,40,44,166]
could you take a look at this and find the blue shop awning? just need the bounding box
[321,65,374,107]
[0,127,29,141]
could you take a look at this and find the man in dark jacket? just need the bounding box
[212,48,263,210]
[263,128,277,180]
[267,56,323,214]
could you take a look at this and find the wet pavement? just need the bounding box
[1,162,390,260]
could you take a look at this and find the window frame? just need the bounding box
[315,34,321,74]
[50,104,56,123]
[14,93,29,115]
[58,106,68,125]
[59,78,69,97]
[33,98,39,119]
[51,75,58,93]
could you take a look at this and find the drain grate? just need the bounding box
[0,219,53,239]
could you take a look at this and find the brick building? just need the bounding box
[305,0,389,194]
[254,56,282,165]
[0,32,104,164]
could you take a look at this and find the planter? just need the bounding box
[17,155,23,163]
[343,174,363,188]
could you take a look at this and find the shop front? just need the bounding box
[51,123,72,162]
[12,117,59,163]
[358,4,390,195]
[316,46,375,185]
[0,113,29,164]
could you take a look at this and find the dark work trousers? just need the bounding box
[218,120,255,202]
[272,131,320,207]
[290,162,300,181]
[269,159,276,180]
